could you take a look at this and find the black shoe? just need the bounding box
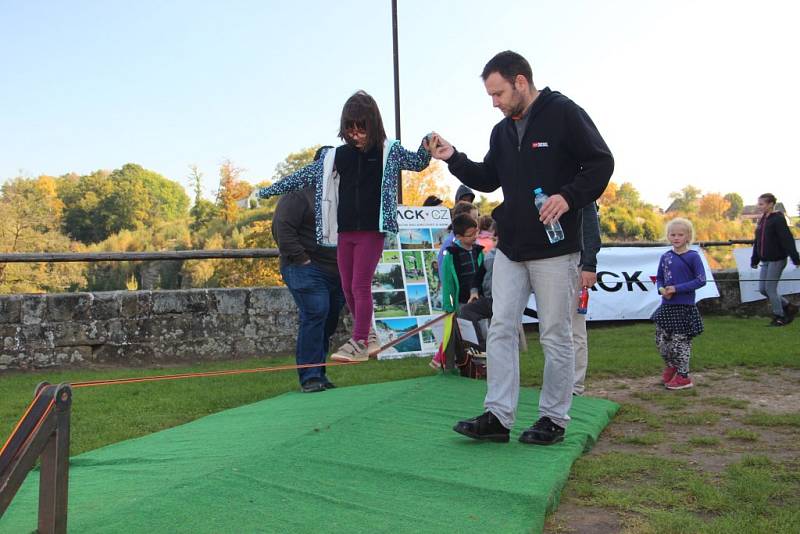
[322,381,336,390]
[768,316,788,327]
[301,379,327,393]
[519,416,565,445]
[453,411,510,443]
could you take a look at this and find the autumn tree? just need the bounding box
[216,159,245,223]
[401,160,451,206]
[474,195,500,216]
[698,193,730,220]
[596,181,661,241]
[0,176,85,292]
[598,181,618,208]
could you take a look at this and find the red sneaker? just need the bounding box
[662,366,677,385]
[665,374,693,390]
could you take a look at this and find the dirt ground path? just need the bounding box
[545,367,800,533]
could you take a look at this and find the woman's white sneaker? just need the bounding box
[331,338,369,362]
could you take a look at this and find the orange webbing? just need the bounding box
[69,312,454,389]
[0,388,49,459]
[16,397,56,455]
[70,361,361,389]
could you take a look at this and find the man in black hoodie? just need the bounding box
[430,51,613,445]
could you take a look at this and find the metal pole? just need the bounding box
[391,0,403,203]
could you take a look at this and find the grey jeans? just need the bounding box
[758,259,788,316]
[484,250,579,429]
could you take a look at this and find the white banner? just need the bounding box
[372,206,450,360]
[733,241,800,303]
[524,246,720,322]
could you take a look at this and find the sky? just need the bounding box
[1,0,798,213]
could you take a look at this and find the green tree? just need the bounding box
[58,164,189,244]
[723,192,744,220]
[668,185,702,213]
[616,182,643,207]
[187,165,219,232]
[272,145,320,181]
[84,219,192,291]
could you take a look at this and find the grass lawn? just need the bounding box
[2,315,799,532]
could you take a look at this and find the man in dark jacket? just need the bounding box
[272,148,345,393]
[430,51,613,445]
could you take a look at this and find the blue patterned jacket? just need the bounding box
[257,138,431,246]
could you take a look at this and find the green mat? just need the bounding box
[1,375,617,533]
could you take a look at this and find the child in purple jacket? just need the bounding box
[652,218,706,390]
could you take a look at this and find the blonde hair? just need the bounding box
[665,217,694,243]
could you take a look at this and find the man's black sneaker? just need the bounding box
[453,411,510,443]
[519,416,565,445]
[301,379,326,393]
[322,381,336,390]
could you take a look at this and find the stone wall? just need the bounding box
[0,270,796,370]
[696,269,799,316]
[0,288,336,370]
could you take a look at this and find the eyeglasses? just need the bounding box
[345,122,367,135]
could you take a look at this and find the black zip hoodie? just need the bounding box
[751,211,800,266]
[446,88,614,261]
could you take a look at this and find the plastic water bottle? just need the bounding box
[533,188,565,244]
[577,286,589,314]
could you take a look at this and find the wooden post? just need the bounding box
[37,384,71,534]
[0,383,71,534]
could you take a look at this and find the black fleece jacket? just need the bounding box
[446,88,614,261]
[751,212,800,266]
[335,144,382,232]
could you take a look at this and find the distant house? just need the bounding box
[741,203,786,222]
[664,200,681,214]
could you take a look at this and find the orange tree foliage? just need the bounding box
[217,159,243,223]
[401,160,451,206]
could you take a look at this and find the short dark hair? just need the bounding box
[758,193,777,205]
[423,195,443,206]
[452,213,478,237]
[481,50,533,86]
[338,91,387,151]
[452,201,477,218]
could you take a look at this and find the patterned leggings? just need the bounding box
[655,325,692,375]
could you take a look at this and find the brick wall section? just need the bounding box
[0,270,796,370]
